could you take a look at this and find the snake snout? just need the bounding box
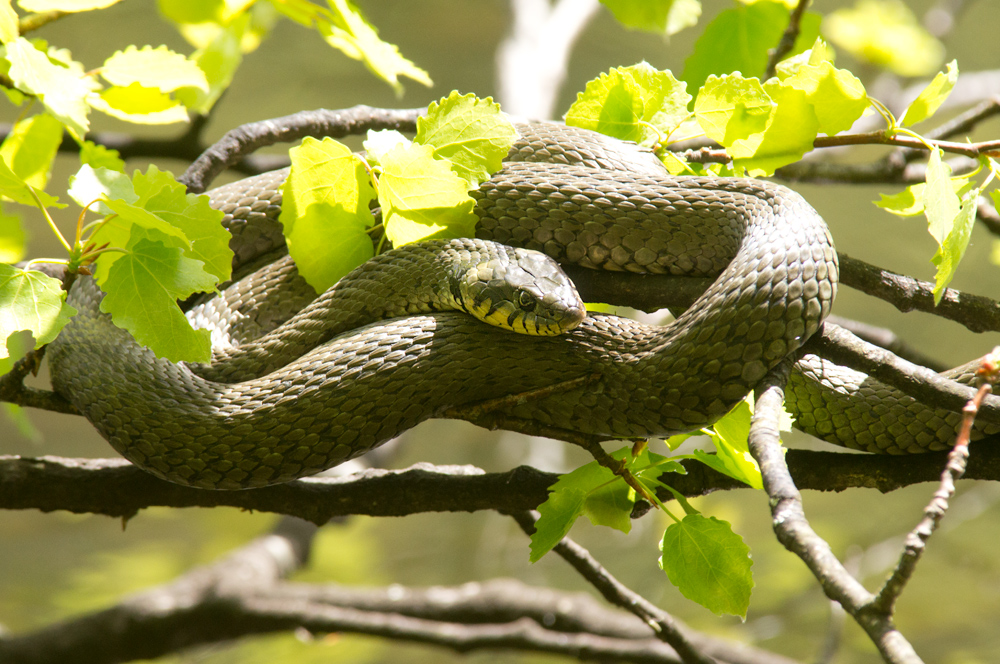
[458,245,585,336]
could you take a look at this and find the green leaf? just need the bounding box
[98,237,215,363]
[4,37,97,138]
[875,178,972,217]
[316,0,431,95]
[173,15,244,114]
[530,487,587,562]
[565,62,692,147]
[0,263,76,358]
[19,0,122,9]
[89,83,190,125]
[901,60,958,127]
[0,0,17,44]
[599,0,701,36]
[693,73,773,148]
[79,140,125,171]
[530,447,680,561]
[101,45,208,93]
[923,149,975,304]
[683,0,820,94]
[703,399,763,489]
[378,142,477,247]
[67,164,137,214]
[157,0,226,24]
[280,137,376,293]
[659,514,754,618]
[131,166,230,282]
[731,79,819,176]
[0,112,63,190]
[0,152,60,208]
[415,92,517,188]
[0,205,25,262]
[778,61,868,135]
[823,0,944,77]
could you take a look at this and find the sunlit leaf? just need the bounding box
[778,60,868,135]
[0,263,76,358]
[378,142,477,247]
[0,153,60,207]
[901,60,958,127]
[0,112,63,190]
[416,92,517,188]
[4,36,97,138]
[317,0,431,95]
[599,0,701,36]
[693,73,773,147]
[659,514,754,618]
[280,137,376,292]
[731,79,819,176]
[89,83,190,124]
[174,15,244,113]
[565,62,692,147]
[923,149,975,304]
[0,206,25,262]
[0,0,18,44]
[19,0,122,9]
[79,140,125,171]
[823,0,943,77]
[101,45,208,93]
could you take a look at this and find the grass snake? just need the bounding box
[47,122,989,489]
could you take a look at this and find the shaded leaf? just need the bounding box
[659,514,754,618]
[599,0,701,36]
[902,60,958,127]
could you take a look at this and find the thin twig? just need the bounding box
[765,0,811,80]
[870,350,1000,614]
[511,511,717,664]
[748,359,923,664]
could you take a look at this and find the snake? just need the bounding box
[46,121,994,490]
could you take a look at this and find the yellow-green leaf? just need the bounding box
[379,142,477,247]
[0,206,25,262]
[174,15,244,114]
[565,62,692,147]
[732,79,819,176]
[693,73,773,147]
[0,0,18,44]
[4,37,97,138]
[0,263,76,358]
[101,45,208,93]
[901,60,958,127]
[778,61,868,135]
[19,0,122,9]
[89,83,190,124]
[599,0,701,36]
[319,0,431,95]
[683,0,820,94]
[823,0,944,77]
[280,137,376,293]
[0,112,62,190]
[416,92,517,188]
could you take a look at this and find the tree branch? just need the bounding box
[749,360,923,664]
[0,518,797,664]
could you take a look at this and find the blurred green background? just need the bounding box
[2,0,1000,662]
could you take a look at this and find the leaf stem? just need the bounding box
[26,185,71,254]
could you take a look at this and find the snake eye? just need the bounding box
[517,290,536,310]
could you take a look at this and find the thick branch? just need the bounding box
[838,254,1000,334]
[0,523,794,664]
[179,106,424,193]
[5,445,1000,521]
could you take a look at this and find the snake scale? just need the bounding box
[47,122,992,490]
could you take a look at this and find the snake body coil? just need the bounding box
[47,122,978,490]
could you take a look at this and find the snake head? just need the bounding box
[457,246,586,336]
